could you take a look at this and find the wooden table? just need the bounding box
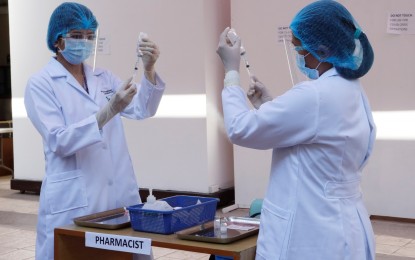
[55,224,257,260]
[0,127,13,175]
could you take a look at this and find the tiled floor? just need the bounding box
[0,175,414,260]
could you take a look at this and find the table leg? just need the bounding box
[239,246,256,259]
[0,136,13,175]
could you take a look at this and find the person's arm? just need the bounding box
[222,82,319,150]
[120,73,165,119]
[118,34,166,119]
[96,76,137,129]
[25,76,102,157]
[144,70,156,85]
[140,36,159,85]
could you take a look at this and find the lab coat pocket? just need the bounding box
[46,170,88,214]
[256,201,292,260]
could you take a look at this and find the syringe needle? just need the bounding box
[242,55,254,83]
[132,61,139,82]
[132,32,147,82]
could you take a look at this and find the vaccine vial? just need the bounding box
[220,217,227,235]
[214,216,221,236]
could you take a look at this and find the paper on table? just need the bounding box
[226,224,256,231]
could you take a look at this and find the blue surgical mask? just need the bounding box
[296,52,322,80]
[60,38,94,65]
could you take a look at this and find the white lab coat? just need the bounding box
[222,68,376,260]
[24,57,165,260]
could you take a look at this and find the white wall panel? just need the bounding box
[231,0,415,219]
[9,0,233,194]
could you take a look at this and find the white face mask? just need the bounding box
[60,38,94,65]
[295,52,322,80]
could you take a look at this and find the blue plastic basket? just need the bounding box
[127,195,219,234]
[215,256,233,260]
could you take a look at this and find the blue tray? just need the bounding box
[127,195,219,234]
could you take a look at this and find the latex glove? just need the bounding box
[138,36,160,83]
[247,76,273,109]
[96,77,136,129]
[216,27,241,73]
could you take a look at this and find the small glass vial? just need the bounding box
[214,216,221,236]
[220,217,227,236]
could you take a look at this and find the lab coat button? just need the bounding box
[102,143,107,149]
[108,180,113,186]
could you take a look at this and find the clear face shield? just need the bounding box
[90,28,99,71]
[61,28,99,71]
[282,36,308,86]
[84,28,99,71]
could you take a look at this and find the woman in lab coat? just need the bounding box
[217,1,376,259]
[24,3,165,259]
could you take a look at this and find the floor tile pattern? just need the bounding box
[0,176,414,259]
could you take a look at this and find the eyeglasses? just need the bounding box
[291,43,305,52]
[64,33,96,41]
[294,46,306,52]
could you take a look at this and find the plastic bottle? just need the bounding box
[142,189,173,211]
[214,216,221,236]
[146,189,156,204]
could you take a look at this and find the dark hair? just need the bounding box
[335,32,374,79]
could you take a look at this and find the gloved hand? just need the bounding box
[96,77,136,129]
[247,76,273,109]
[138,36,160,83]
[216,27,241,73]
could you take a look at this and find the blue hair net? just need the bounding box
[290,0,374,79]
[47,2,98,52]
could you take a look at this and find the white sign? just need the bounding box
[85,232,152,255]
[277,26,292,45]
[387,12,415,34]
[96,35,111,55]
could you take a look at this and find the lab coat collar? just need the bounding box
[46,57,68,78]
[46,57,104,100]
[318,67,338,80]
[46,57,104,77]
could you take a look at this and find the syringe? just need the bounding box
[132,32,148,82]
[241,50,254,82]
[226,29,254,83]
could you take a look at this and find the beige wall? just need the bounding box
[9,0,415,218]
[9,0,233,193]
[231,0,415,219]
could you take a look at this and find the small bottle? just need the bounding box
[214,216,221,236]
[220,217,227,236]
[146,189,156,204]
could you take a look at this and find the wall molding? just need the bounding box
[11,179,235,208]
[370,215,415,224]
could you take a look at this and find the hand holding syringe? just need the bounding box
[132,32,148,82]
[226,28,272,109]
[226,29,254,83]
